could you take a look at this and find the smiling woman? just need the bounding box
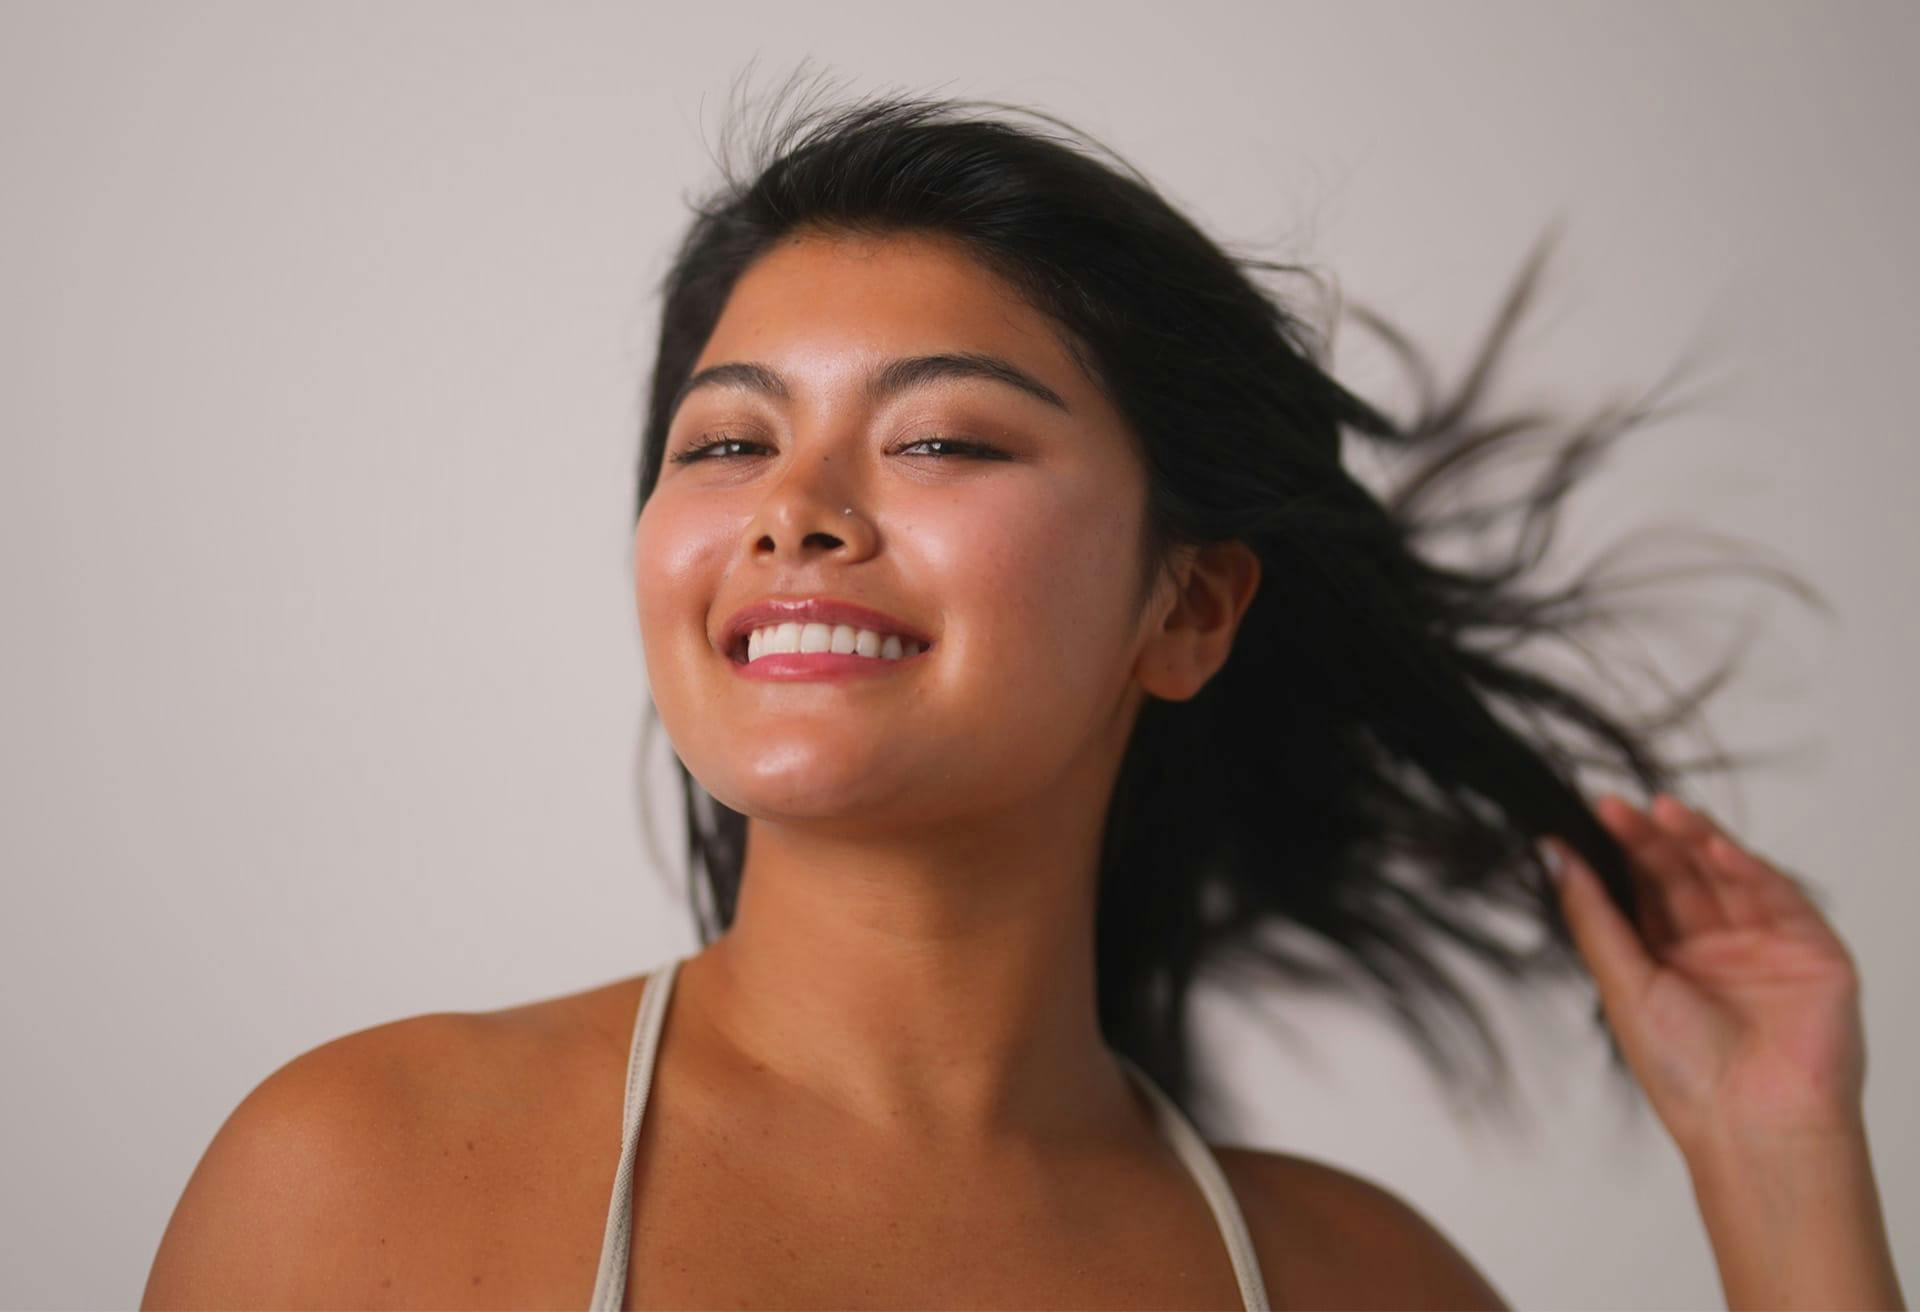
[141,70,1903,1312]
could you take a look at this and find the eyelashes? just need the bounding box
[667,433,1012,465]
[665,434,755,465]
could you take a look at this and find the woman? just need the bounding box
[143,81,1905,1309]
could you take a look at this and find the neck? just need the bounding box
[675,802,1146,1151]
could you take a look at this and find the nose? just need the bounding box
[742,455,876,563]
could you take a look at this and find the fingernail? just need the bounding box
[1538,839,1567,883]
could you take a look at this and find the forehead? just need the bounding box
[690,229,1090,399]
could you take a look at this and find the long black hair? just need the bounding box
[632,69,1828,1137]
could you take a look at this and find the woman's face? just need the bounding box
[633,229,1173,831]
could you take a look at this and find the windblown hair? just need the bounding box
[633,69,1827,1136]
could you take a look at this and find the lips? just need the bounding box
[717,596,936,662]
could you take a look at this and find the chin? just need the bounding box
[706,757,926,825]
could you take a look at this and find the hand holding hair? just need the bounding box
[1542,795,1906,1310]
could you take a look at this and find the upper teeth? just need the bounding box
[744,622,927,663]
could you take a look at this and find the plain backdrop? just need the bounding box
[3,2,1915,1307]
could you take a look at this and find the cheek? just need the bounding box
[922,472,1146,699]
[632,494,728,671]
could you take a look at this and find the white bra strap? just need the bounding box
[584,960,1269,1312]
[586,952,683,1310]
[1114,1051,1272,1312]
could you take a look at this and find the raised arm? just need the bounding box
[1542,793,1906,1310]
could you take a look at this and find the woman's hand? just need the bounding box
[1542,794,1907,1310]
[1541,792,1864,1154]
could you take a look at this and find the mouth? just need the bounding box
[726,627,935,666]
[717,597,938,670]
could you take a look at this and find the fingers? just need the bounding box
[1645,794,1771,930]
[1594,793,1728,942]
[1542,834,1658,1007]
[1646,793,1828,928]
[1590,796,1679,951]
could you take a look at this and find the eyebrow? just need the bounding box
[667,351,1072,421]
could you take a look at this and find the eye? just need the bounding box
[669,433,1012,464]
[668,433,771,465]
[890,435,1012,460]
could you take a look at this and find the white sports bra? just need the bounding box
[587,951,1272,1310]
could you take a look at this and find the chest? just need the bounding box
[615,1113,1258,1311]
[365,993,1281,1310]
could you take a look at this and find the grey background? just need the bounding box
[2,2,1915,1306]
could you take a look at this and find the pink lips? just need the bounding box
[730,644,933,681]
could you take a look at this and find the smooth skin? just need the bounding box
[1544,795,1905,1308]
[143,228,1893,1309]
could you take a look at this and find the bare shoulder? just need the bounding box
[142,977,647,1310]
[1212,1144,1512,1311]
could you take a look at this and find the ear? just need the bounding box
[1135,539,1261,702]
